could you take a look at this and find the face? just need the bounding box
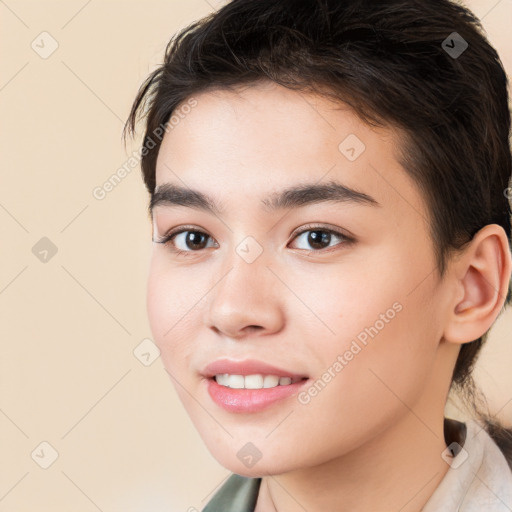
[148,81,452,476]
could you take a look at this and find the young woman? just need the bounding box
[125,0,512,510]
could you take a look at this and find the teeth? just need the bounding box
[214,374,298,389]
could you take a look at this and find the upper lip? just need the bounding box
[201,358,308,379]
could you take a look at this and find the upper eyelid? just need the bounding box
[292,223,351,237]
[158,223,348,238]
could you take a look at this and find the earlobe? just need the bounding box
[443,224,512,345]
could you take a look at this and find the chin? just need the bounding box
[212,452,296,478]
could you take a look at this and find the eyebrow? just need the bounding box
[150,180,380,215]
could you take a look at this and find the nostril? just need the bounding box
[244,325,263,334]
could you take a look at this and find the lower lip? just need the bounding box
[206,377,309,413]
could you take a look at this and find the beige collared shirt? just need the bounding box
[422,418,512,511]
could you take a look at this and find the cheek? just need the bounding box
[282,257,403,345]
[276,297,438,470]
[292,251,439,406]
[146,262,175,342]
[334,283,438,417]
[146,255,202,370]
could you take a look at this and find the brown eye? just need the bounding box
[154,227,217,255]
[181,231,210,250]
[289,226,352,253]
[305,230,332,250]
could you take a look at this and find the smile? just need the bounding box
[214,373,305,389]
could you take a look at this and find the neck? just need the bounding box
[256,413,450,512]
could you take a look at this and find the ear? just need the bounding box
[443,224,512,345]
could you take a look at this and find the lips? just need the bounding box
[201,358,308,380]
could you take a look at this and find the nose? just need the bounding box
[205,255,285,340]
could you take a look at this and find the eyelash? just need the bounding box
[153,224,354,257]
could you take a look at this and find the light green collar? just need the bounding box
[203,474,262,512]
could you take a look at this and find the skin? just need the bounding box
[147,80,512,512]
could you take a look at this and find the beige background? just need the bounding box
[0,0,511,510]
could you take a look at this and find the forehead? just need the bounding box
[154,82,428,223]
